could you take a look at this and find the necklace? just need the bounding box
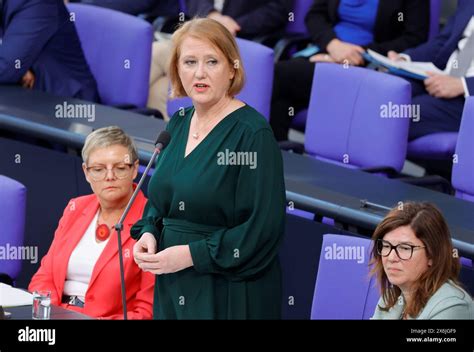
[96,211,113,242]
[191,100,233,140]
[191,113,221,140]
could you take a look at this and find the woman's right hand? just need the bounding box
[133,233,157,265]
[327,39,365,66]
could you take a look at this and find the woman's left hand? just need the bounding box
[136,245,194,275]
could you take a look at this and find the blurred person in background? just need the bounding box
[270,0,430,141]
[0,0,99,101]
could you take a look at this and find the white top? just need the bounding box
[445,17,474,96]
[214,0,225,13]
[403,17,474,97]
[63,211,110,300]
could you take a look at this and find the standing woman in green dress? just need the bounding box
[131,18,286,319]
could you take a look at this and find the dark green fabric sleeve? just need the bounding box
[130,200,163,241]
[188,129,286,281]
[131,116,178,241]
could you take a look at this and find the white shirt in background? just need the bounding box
[402,16,474,97]
[214,0,225,13]
[445,17,474,96]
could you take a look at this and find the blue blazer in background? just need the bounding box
[405,0,474,95]
[0,0,100,102]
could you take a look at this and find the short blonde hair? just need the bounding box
[82,126,138,165]
[169,17,245,99]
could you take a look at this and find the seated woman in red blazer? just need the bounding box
[29,126,154,319]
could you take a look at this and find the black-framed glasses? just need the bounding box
[376,239,426,260]
[86,163,134,181]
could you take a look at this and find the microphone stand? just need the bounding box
[114,135,168,320]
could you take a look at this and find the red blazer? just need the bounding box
[29,190,154,319]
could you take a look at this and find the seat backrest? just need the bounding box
[452,97,474,202]
[304,63,411,172]
[167,38,274,120]
[311,234,379,319]
[286,0,313,35]
[0,176,27,282]
[429,0,441,40]
[67,4,153,107]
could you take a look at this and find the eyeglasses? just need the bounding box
[376,239,426,261]
[86,163,134,181]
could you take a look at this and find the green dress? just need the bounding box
[131,104,286,319]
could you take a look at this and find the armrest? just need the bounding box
[273,34,312,62]
[278,141,305,154]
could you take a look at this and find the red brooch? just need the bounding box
[96,224,111,242]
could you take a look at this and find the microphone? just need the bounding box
[114,130,171,320]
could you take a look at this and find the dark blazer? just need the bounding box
[405,0,474,95]
[0,0,99,101]
[78,0,180,16]
[186,0,292,38]
[305,0,430,55]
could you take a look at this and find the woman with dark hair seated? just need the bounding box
[370,202,473,319]
[270,0,430,141]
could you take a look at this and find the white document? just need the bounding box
[367,49,445,78]
[0,283,33,307]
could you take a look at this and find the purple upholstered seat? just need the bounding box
[0,175,27,284]
[68,4,153,108]
[452,97,474,202]
[304,63,411,172]
[311,234,379,319]
[407,133,458,160]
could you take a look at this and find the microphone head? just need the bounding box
[155,131,171,149]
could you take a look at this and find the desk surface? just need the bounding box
[282,152,474,255]
[6,305,92,320]
[1,85,473,256]
[0,85,167,162]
